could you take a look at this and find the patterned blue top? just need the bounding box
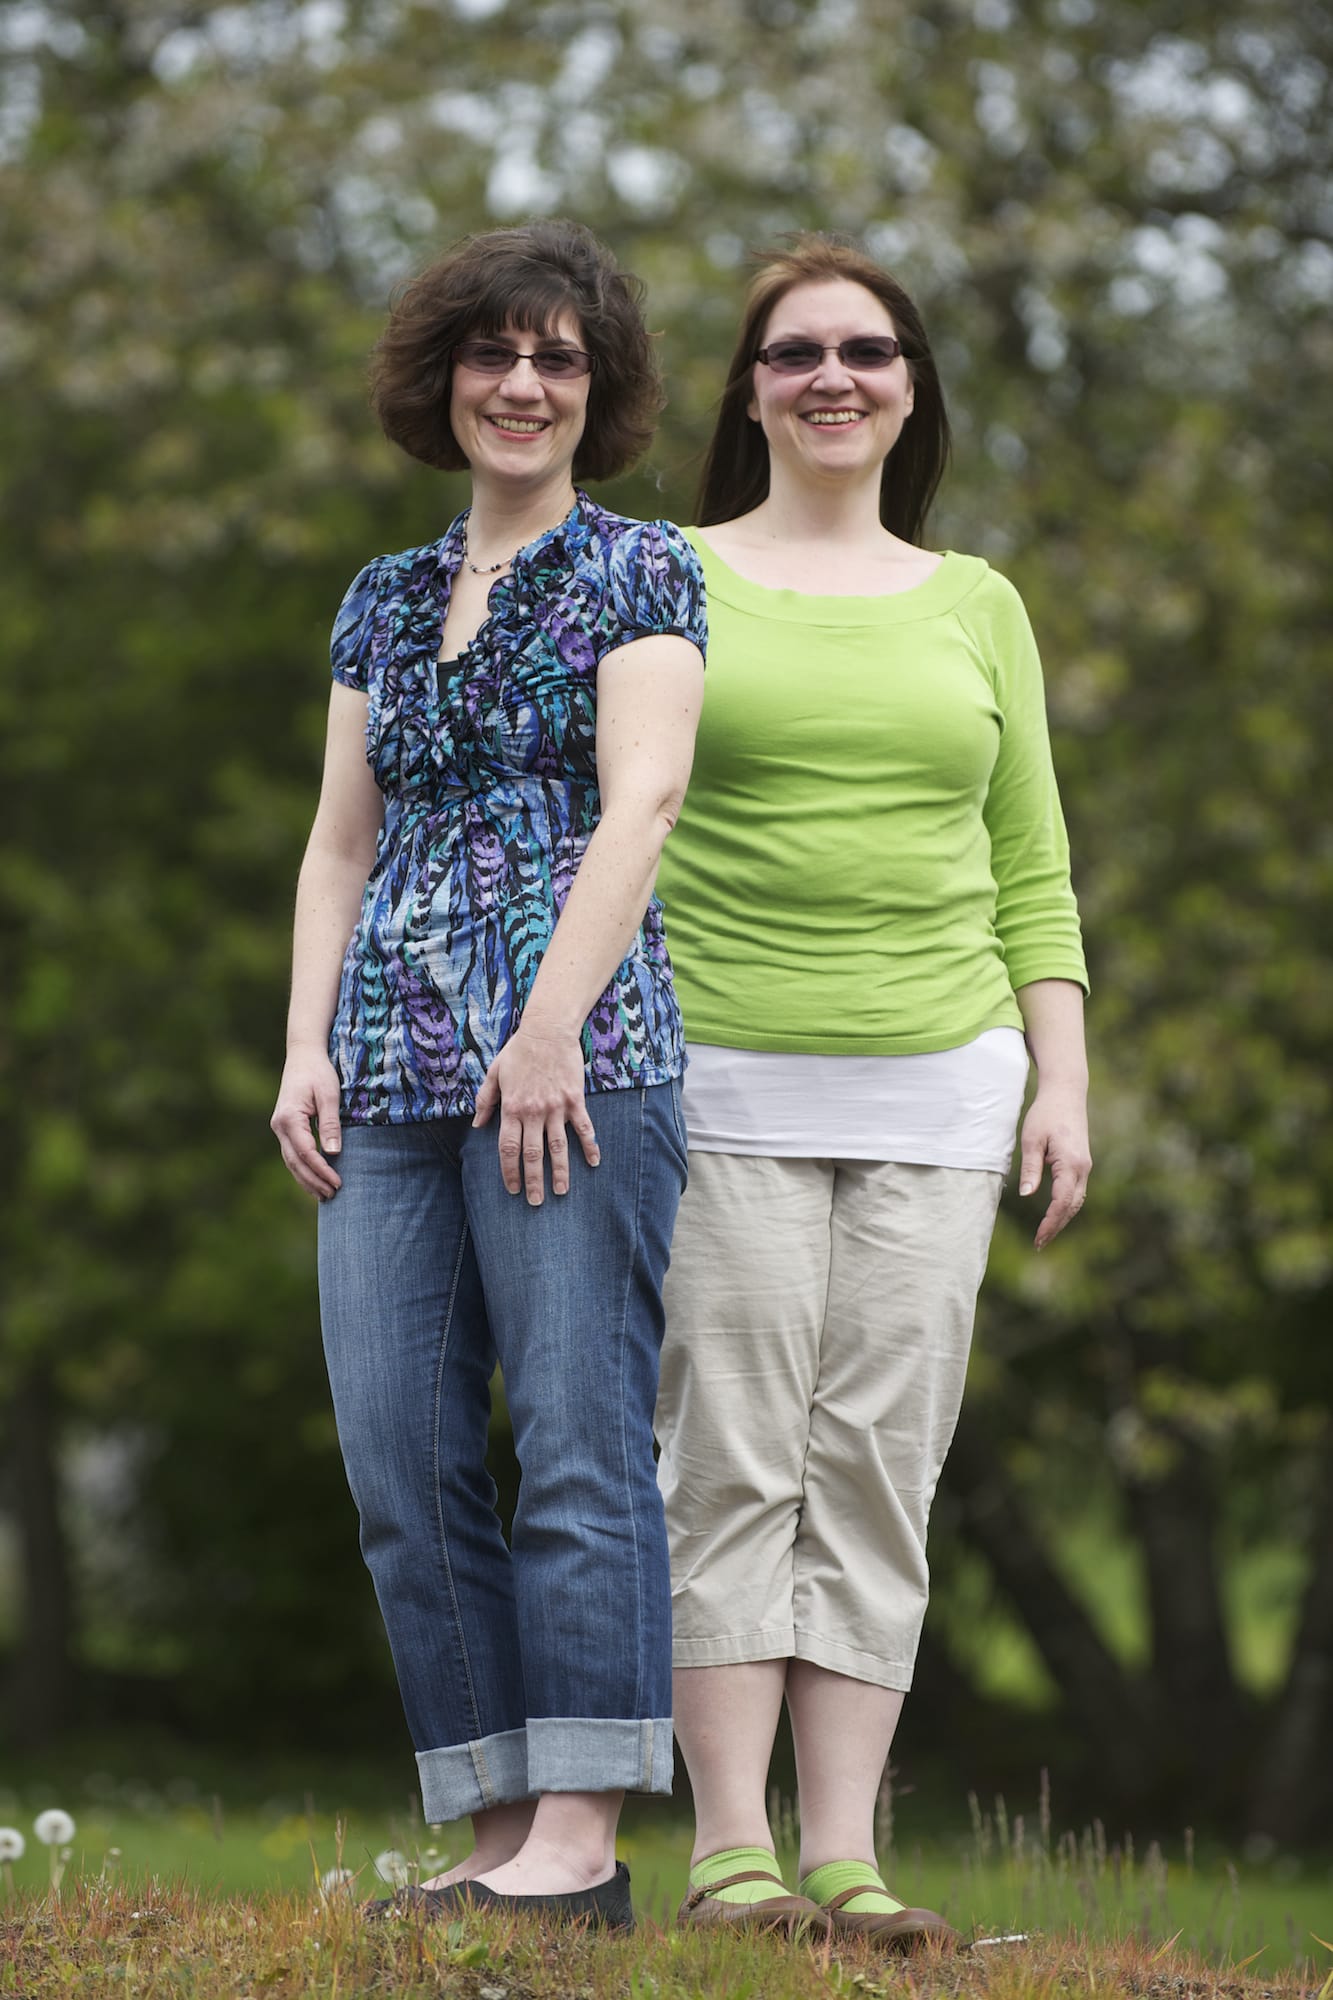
[328,493,707,1124]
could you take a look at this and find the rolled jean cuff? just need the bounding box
[417,1728,533,1821]
[527,1717,674,1798]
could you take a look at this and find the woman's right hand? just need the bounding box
[271,1047,344,1200]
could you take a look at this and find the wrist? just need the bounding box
[285,1031,332,1060]
[1032,1067,1088,1095]
[515,1005,585,1043]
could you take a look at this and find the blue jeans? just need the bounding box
[317,1082,686,1823]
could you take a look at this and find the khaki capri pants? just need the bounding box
[655,1152,1004,1692]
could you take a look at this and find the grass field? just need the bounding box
[3,1876,1331,2000]
[0,1779,1328,1980]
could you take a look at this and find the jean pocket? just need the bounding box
[665,1077,689,1175]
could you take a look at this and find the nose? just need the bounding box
[810,348,856,393]
[498,358,546,401]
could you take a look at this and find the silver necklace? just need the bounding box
[461,507,571,576]
[461,522,514,575]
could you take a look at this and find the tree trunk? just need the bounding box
[944,1413,1157,1804]
[1095,1307,1248,1818]
[1122,1436,1241,1733]
[7,1362,77,1745]
[1248,1446,1333,1842]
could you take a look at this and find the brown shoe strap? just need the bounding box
[682,1868,789,1910]
[824,1884,901,1913]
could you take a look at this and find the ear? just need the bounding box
[903,372,916,418]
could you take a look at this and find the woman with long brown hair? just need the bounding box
[653,236,1090,1944]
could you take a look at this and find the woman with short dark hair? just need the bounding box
[271,220,705,1931]
[653,235,1089,1944]
[369,224,664,480]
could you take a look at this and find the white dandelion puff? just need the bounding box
[320,1866,355,1895]
[0,1828,24,1861]
[34,1810,76,1846]
[372,1849,410,1886]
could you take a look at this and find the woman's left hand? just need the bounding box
[1017,1083,1092,1249]
[473,1026,600,1205]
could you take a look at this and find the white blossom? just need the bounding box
[320,1866,355,1895]
[372,1848,410,1886]
[34,1810,76,1846]
[0,1828,24,1861]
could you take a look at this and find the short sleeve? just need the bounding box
[330,558,384,692]
[596,519,708,664]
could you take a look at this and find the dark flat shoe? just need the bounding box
[363,1882,458,1921]
[367,1860,634,1932]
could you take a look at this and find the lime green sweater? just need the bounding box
[656,537,1088,1055]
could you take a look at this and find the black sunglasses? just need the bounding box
[755,337,903,375]
[453,340,597,380]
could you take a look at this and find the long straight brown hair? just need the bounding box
[696,236,951,543]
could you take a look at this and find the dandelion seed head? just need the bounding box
[320,1866,355,1894]
[0,1828,25,1861]
[34,1809,76,1846]
[373,1848,410,1885]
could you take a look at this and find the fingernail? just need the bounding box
[1020,1180,1035,1194]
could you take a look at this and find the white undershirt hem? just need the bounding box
[681,1027,1029,1172]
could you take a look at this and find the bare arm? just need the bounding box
[473,632,705,1204]
[270,684,383,1198]
[1015,976,1092,1248]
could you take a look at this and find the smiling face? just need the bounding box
[448,309,592,493]
[748,278,915,489]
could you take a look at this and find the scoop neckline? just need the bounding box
[684,528,983,625]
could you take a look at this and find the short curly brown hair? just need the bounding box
[369,219,663,483]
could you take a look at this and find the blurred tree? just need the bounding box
[0,0,435,1746]
[1,0,1328,1834]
